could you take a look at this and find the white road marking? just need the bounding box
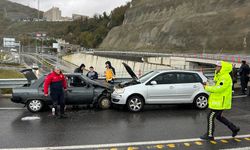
[0,107,25,110]
[21,116,40,121]
[221,147,250,150]
[1,134,250,150]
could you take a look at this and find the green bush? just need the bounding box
[0,89,12,94]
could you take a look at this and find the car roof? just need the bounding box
[43,73,83,76]
[153,69,201,74]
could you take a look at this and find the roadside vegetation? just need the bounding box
[0,69,24,79]
[0,69,24,94]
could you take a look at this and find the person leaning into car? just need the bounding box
[44,66,67,118]
[200,61,240,140]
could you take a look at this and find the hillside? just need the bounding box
[100,0,250,54]
[0,0,42,20]
[0,0,43,41]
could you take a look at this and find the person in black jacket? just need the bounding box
[86,66,98,80]
[239,60,249,95]
[73,64,85,86]
[74,64,85,74]
[231,64,237,91]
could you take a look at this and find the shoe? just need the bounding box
[200,134,214,141]
[232,127,240,137]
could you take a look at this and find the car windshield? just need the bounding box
[138,71,158,83]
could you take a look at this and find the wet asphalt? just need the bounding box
[0,95,249,149]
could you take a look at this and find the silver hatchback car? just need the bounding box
[112,63,209,112]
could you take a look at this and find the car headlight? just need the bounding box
[115,88,125,94]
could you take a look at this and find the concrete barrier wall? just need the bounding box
[147,56,242,69]
[63,53,171,77]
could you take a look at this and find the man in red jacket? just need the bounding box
[44,66,67,118]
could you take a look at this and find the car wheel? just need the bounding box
[127,95,144,112]
[98,96,111,110]
[194,94,208,109]
[27,99,43,113]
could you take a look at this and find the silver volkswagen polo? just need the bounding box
[112,63,209,112]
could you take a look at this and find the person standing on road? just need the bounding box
[239,60,249,95]
[86,66,98,80]
[44,66,67,118]
[74,64,85,74]
[200,61,240,140]
[231,64,237,91]
[105,61,116,84]
[73,63,85,85]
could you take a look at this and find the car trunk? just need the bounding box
[20,69,38,86]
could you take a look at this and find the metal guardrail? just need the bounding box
[0,77,132,89]
[0,78,27,89]
[0,72,214,89]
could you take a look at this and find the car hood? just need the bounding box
[20,69,38,84]
[87,78,113,90]
[122,62,138,80]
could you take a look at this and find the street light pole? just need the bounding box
[37,0,40,21]
[18,41,21,64]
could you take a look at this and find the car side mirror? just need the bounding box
[150,81,157,85]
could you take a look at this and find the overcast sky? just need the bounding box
[9,0,131,17]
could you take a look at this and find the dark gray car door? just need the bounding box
[66,75,94,104]
[37,77,52,103]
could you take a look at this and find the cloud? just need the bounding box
[9,0,131,17]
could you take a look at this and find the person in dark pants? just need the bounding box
[239,60,249,95]
[230,64,237,92]
[44,67,67,118]
[73,64,86,109]
[200,61,240,140]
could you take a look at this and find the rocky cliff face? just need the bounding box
[100,0,250,53]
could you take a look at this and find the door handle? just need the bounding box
[67,89,72,92]
[169,86,174,89]
[193,85,198,88]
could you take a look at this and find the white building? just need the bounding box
[43,7,62,21]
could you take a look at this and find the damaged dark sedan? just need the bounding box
[11,69,113,112]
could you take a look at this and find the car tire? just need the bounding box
[127,95,144,112]
[98,96,111,110]
[194,94,208,109]
[27,99,44,113]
